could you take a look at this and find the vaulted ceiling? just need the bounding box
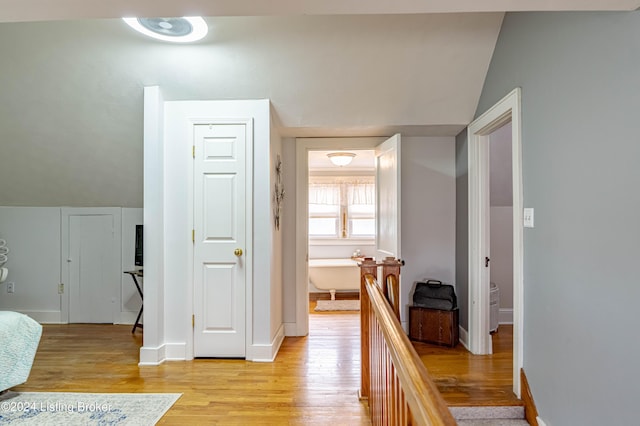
[0,1,637,207]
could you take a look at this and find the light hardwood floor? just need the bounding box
[17,310,369,425]
[414,324,521,407]
[17,304,518,424]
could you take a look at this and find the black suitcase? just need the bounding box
[412,280,457,311]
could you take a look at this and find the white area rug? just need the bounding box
[314,299,360,311]
[0,391,181,425]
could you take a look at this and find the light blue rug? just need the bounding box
[0,392,181,425]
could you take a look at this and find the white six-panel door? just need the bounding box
[193,123,247,358]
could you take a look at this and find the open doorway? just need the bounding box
[307,150,375,312]
[487,122,515,397]
[294,136,400,337]
[489,122,515,339]
[467,88,523,397]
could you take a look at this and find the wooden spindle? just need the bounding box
[359,258,377,400]
[361,259,456,426]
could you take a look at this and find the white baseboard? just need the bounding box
[15,310,64,324]
[536,416,548,426]
[138,343,186,364]
[11,309,144,326]
[249,324,285,362]
[164,343,187,361]
[139,327,287,365]
[458,326,469,350]
[114,311,139,325]
[499,308,513,324]
[139,345,167,366]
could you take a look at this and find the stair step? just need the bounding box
[450,406,528,425]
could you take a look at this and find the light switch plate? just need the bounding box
[524,208,534,228]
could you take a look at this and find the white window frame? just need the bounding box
[308,177,375,242]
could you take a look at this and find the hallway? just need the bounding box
[18,307,518,424]
[18,313,369,425]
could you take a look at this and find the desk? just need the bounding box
[124,270,143,333]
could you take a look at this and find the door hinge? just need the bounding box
[192,145,195,158]
[192,314,195,328]
[192,229,195,242]
[58,283,64,294]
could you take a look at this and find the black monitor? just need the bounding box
[135,225,143,267]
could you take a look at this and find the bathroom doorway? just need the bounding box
[294,136,401,337]
[488,122,515,337]
[307,150,375,310]
[487,121,515,393]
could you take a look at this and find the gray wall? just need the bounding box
[455,130,469,329]
[470,11,640,425]
[400,137,456,323]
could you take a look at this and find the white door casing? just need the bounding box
[294,137,386,337]
[293,136,401,337]
[467,87,523,397]
[375,134,402,261]
[193,122,248,358]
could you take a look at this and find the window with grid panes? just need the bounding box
[309,177,375,240]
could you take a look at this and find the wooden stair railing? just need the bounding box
[359,258,456,426]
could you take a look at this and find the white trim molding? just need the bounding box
[164,343,188,361]
[295,137,385,337]
[458,326,469,350]
[499,308,514,324]
[17,310,64,324]
[138,343,190,365]
[115,311,139,325]
[139,345,167,366]
[249,325,285,362]
[467,87,524,397]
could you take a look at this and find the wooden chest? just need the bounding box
[409,306,459,347]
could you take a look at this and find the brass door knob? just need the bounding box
[234,248,243,256]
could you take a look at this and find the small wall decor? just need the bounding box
[0,238,9,283]
[274,154,285,230]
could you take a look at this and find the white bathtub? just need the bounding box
[308,258,360,299]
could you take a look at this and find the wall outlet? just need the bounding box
[6,282,15,293]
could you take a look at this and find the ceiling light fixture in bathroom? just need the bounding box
[327,152,356,167]
[123,17,208,43]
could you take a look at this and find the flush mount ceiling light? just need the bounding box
[327,152,356,167]
[123,17,208,43]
